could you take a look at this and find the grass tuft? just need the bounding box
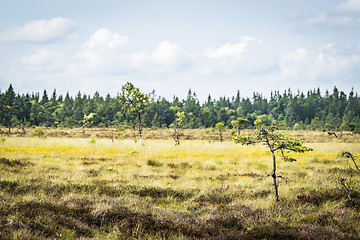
[147,159,163,167]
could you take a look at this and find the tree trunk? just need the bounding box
[8,113,11,135]
[173,121,180,146]
[133,125,137,143]
[138,112,142,144]
[271,150,279,202]
[265,134,279,202]
[350,155,359,171]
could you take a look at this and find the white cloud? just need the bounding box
[307,13,360,28]
[18,49,66,75]
[21,49,63,66]
[145,41,192,72]
[307,14,327,24]
[204,36,258,59]
[336,0,360,13]
[205,42,248,59]
[307,0,360,29]
[280,44,360,83]
[70,29,129,75]
[72,30,192,76]
[81,28,128,59]
[152,41,182,62]
[280,48,309,78]
[312,43,360,80]
[1,17,76,43]
[200,36,269,75]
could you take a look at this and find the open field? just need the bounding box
[3,127,360,143]
[1,129,360,239]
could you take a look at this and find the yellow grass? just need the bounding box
[1,137,358,190]
[1,131,360,239]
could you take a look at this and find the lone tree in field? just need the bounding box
[117,82,152,144]
[173,111,185,146]
[234,127,313,202]
[215,121,226,142]
[231,117,249,137]
[82,113,95,137]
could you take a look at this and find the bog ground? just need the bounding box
[1,129,360,239]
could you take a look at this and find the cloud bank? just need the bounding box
[336,0,360,13]
[1,7,359,100]
[1,17,76,43]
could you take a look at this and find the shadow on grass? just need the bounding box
[0,157,33,167]
[296,188,360,209]
[1,181,359,239]
[132,186,197,201]
[0,180,132,198]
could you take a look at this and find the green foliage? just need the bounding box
[0,135,6,143]
[268,131,313,161]
[233,135,253,145]
[117,82,152,117]
[215,121,226,142]
[231,117,248,136]
[173,111,185,145]
[117,124,127,140]
[176,111,185,127]
[31,127,46,139]
[117,82,152,143]
[82,113,95,128]
[89,134,96,144]
[1,84,360,131]
[238,128,313,161]
[234,127,313,201]
[255,114,274,127]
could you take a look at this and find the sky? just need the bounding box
[1,0,360,101]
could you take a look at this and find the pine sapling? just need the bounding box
[234,127,313,202]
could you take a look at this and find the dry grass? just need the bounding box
[3,126,360,142]
[0,129,360,239]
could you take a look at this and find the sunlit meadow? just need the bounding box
[1,129,360,239]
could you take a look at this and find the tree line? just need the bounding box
[0,84,359,132]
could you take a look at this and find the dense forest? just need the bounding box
[0,84,359,131]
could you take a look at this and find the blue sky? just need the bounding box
[1,0,360,101]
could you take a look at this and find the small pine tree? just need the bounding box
[215,122,226,142]
[0,135,6,143]
[31,127,46,139]
[173,111,185,145]
[234,127,312,202]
